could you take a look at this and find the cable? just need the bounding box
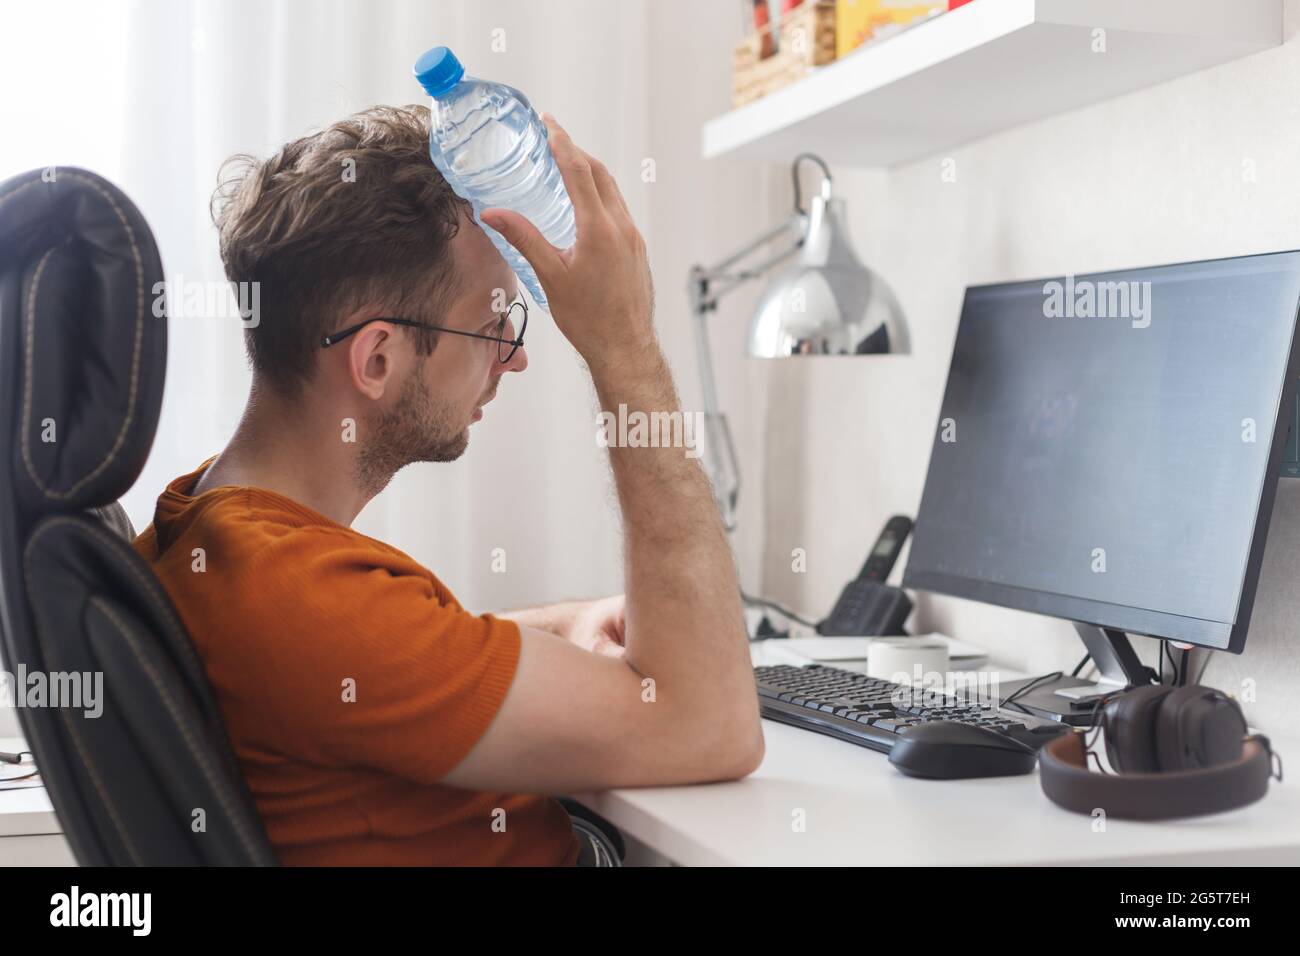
[1083,695,1111,769]
[1070,653,1091,678]
[1194,650,1215,686]
[999,670,1064,711]
[0,751,37,790]
[741,590,818,629]
[1162,640,1181,686]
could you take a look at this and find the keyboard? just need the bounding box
[753,663,1062,754]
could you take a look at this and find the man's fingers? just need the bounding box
[608,174,632,220]
[480,208,563,280]
[588,158,629,220]
[541,113,604,234]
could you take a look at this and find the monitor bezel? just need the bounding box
[902,250,1300,654]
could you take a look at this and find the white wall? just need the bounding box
[754,3,1300,734]
[644,1,782,596]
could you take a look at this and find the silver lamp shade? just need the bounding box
[747,193,910,358]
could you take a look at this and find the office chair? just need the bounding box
[0,166,277,865]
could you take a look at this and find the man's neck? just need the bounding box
[192,382,372,527]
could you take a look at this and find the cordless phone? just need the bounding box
[857,514,913,583]
[816,515,914,636]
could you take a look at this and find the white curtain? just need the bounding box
[1,0,781,740]
[3,0,664,613]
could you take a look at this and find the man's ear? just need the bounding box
[345,322,396,401]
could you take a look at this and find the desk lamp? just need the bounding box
[688,153,910,536]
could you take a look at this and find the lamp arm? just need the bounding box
[692,214,803,307]
[691,297,741,531]
[687,213,803,532]
[699,242,804,305]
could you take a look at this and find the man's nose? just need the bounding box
[502,343,528,374]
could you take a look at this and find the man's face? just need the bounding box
[358,211,527,482]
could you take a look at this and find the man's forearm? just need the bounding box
[591,348,759,740]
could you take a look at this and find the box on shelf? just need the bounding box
[732,1,837,108]
[834,0,947,60]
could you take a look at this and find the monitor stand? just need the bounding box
[992,623,1159,726]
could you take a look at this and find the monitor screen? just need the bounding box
[903,252,1300,651]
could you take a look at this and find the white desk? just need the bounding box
[0,737,74,866]
[5,654,1299,867]
[572,643,1300,866]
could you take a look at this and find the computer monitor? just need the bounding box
[903,251,1300,719]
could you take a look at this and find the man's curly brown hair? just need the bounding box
[212,104,471,397]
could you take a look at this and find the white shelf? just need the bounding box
[702,0,1283,166]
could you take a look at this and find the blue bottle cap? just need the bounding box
[413,46,466,97]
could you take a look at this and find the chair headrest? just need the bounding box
[0,167,166,514]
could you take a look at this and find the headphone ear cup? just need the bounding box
[1104,684,1174,774]
[1154,685,1248,772]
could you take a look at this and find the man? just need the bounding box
[131,104,763,866]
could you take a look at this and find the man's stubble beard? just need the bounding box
[354,358,469,498]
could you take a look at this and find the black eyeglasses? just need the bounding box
[321,298,527,363]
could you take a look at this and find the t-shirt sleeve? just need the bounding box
[243,528,523,785]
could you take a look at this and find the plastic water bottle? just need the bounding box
[414,46,576,310]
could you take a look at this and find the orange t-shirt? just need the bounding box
[131,457,579,866]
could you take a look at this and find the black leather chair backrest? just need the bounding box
[0,167,276,865]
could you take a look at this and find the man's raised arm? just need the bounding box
[439,115,763,794]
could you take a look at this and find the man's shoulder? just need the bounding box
[132,484,472,644]
[137,485,426,581]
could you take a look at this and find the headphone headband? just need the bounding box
[1039,729,1274,820]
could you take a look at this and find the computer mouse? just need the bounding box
[888,721,1039,779]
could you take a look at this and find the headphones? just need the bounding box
[1038,684,1281,820]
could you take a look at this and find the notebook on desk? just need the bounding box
[761,633,988,665]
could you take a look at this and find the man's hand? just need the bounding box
[501,597,626,658]
[479,114,656,376]
[569,595,627,658]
